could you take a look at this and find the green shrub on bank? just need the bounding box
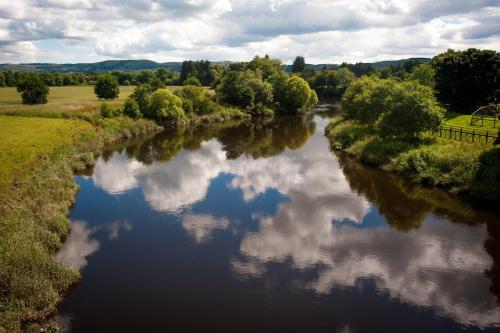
[393,142,480,191]
[149,89,186,122]
[123,98,142,119]
[471,147,500,200]
[348,137,415,166]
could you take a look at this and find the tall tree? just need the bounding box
[431,48,500,113]
[292,56,306,73]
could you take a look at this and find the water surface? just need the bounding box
[57,110,500,332]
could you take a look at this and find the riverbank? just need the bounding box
[0,115,162,332]
[325,115,500,201]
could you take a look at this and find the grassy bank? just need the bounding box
[0,116,162,332]
[325,115,500,200]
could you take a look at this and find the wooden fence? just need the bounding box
[437,125,499,144]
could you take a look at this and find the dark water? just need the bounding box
[56,108,500,332]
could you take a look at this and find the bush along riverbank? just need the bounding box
[0,117,162,332]
[325,76,500,201]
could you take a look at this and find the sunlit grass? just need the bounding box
[444,111,498,132]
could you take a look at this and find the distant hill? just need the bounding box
[284,58,431,72]
[0,58,430,73]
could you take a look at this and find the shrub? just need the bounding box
[123,98,141,118]
[149,89,186,121]
[471,147,500,200]
[394,143,480,190]
[94,75,119,100]
[100,103,114,118]
[183,76,202,86]
[376,81,443,139]
[175,85,218,114]
[131,84,154,115]
[16,74,49,104]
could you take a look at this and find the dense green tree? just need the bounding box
[0,72,5,87]
[271,74,317,113]
[180,60,213,86]
[342,76,397,124]
[156,68,170,84]
[94,75,119,100]
[216,70,255,108]
[131,84,154,114]
[16,74,49,104]
[377,81,443,139]
[183,76,202,86]
[292,56,306,73]
[311,68,355,97]
[246,55,283,80]
[408,64,435,88]
[175,85,218,114]
[137,70,156,84]
[123,98,142,118]
[301,66,317,81]
[149,89,186,121]
[404,59,421,73]
[431,48,500,113]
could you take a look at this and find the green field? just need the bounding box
[0,86,181,118]
[0,116,94,193]
[444,111,498,132]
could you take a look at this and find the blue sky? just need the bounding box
[0,0,499,64]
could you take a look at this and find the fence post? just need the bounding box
[449,126,452,138]
[472,130,475,143]
[460,127,463,140]
[486,131,489,143]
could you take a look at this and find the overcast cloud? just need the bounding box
[0,0,499,63]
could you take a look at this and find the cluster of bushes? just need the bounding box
[101,83,243,125]
[342,76,444,139]
[215,55,318,115]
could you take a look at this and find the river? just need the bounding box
[55,107,500,332]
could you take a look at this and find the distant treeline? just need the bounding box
[0,58,427,89]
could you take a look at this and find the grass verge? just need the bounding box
[0,116,162,332]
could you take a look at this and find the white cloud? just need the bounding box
[0,0,498,63]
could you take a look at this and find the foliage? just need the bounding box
[471,147,500,200]
[431,48,500,113]
[94,75,120,100]
[311,68,355,97]
[174,85,218,114]
[149,89,186,121]
[342,76,397,124]
[131,84,154,115]
[271,74,317,113]
[377,81,443,139]
[216,70,255,108]
[100,102,115,118]
[246,55,283,80]
[292,56,306,73]
[407,64,435,88]
[180,60,214,86]
[123,98,142,118]
[16,74,49,104]
[183,76,202,86]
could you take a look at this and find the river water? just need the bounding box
[56,108,500,332]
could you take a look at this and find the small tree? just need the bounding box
[131,84,154,115]
[100,102,114,118]
[292,56,306,73]
[149,89,186,121]
[183,76,202,86]
[377,81,443,139]
[94,75,119,100]
[16,74,49,104]
[123,98,142,118]
[408,64,435,89]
